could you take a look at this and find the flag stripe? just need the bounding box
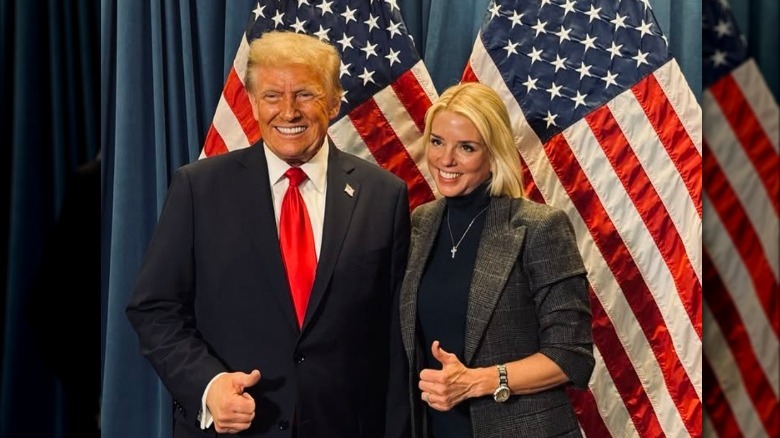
[703,249,780,434]
[652,60,703,155]
[702,139,780,336]
[223,67,261,142]
[584,104,702,337]
[587,347,639,437]
[567,387,613,438]
[702,356,743,438]
[631,70,702,217]
[545,132,701,435]
[348,98,434,209]
[709,74,780,216]
[390,67,432,133]
[731,60,779,151]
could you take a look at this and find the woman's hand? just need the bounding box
[418,341,493,412]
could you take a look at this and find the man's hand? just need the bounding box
[206,370,261,434]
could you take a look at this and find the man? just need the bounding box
[126,31,410,437]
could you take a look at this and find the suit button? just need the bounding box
[294,353,305,364]
[278,419,290,430]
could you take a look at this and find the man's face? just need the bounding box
[248,64,340,165]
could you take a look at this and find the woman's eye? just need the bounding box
[461,144,475,152]
[430,138,442,146]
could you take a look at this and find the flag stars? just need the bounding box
[385,48,401,66]
[551,54,567,72]
[713,20,733,38]
[504,40,520,58]
[575,62,593,79]
[522,75,538,93]
[291,17,307,33]
[253,3,265,20]
[502,10,521,28]
[337,34,354,51]
[385,0,400,12]
[601,70,619,88]
[547,82,563,100]
[340,89,348,103]
[387,21,403,39]
[639,0,652,10]
[316,0,334,16]
[554,26,573,43]
[710,50,728,67]
[584,5,601,23]
[560,0,576,17]
[610,13,628,31]
[528,46,544,64]
[543,111,558,127]
[540,0,553,8]
[314,25,330,41]
[272,11,285,27]
[606,41,623,59]
[632,49,649,67]
[570,90,587,108]
[636,20,653,37]
[341,6,357,24]
[532,19,548,37]
[581,34,597,53]
[339,61,352,78]
[358,67,376,85]
[361,42,378,59]
[365,14,380,32]
[489,1,501,19]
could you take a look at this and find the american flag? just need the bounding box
[462,0,702,436]
[702,0,779,436]
[201,0,438,210]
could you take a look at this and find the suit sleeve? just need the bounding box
[384,182,412,438]
[524,208,594,389]
[125,167,226,419]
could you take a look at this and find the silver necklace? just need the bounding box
[446,206,489,259]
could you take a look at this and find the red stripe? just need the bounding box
[703,356,743,438]
[588,288,666,437]
[710,74,780,215]
[545,133,702,435]
[348,98,435,210]
[586,105,702,338]
[390,69,433,133]
[567,388,613,438]
[702,139,779,336]
[461,63,478,82]
[632,73,702,217]
[519,155,545,204]
[223,67,261,144]
[703,249,780,434]
[203,125,228,157]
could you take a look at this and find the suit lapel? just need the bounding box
[301,144,358,331]
[400,200,446,363]
[240,143,300,332]
[463,197,526,365]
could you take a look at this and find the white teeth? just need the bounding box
[276,126,306,135]
[439,169,461,179]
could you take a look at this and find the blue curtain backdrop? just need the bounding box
[0,1,99,437]
[96,2,773,438]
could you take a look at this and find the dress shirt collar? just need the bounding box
[264,139,329,193]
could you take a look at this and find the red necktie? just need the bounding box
[279,167,317,328]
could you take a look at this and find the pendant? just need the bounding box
[450,246,457,259]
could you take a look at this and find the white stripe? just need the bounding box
[703,89,780,280]
[606,88,702,283]
[589,347,636,437]
[372,84,436,194]
[704,303,769,438]
[653,61,702,155]
[469,33,692,436]
[233,35,250,83]
[328,116,377,164]
[703,194,780,396]
[212,92,252,152]
[410,60,440,103]
[563,120,703,400]
[702,411,716,438]
[732,60,779,152]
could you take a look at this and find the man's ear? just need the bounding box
[248,92,260,121]
[329,95,342,120]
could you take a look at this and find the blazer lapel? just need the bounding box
[301,144,358,331]
[463,197,526,365]
[400,199,446,364]
[241,143,300,332]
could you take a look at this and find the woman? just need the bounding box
[400,82,594,437]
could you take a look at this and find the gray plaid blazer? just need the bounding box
[400,196,594,438]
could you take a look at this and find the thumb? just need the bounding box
[431,341,459,366]
[235,369,262,392]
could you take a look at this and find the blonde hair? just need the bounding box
[244,31,343,103]
[423,82,524,198]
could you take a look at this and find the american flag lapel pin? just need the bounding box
[344,183,354,197]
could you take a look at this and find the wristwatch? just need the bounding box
[492,364,510,403]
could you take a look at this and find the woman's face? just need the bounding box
[426,110,492,197]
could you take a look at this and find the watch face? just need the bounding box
[494,386,510,402]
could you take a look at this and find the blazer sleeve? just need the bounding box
[523,208,594,389]
[125,167,226,416]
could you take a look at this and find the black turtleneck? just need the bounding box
[417,181,491,438]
